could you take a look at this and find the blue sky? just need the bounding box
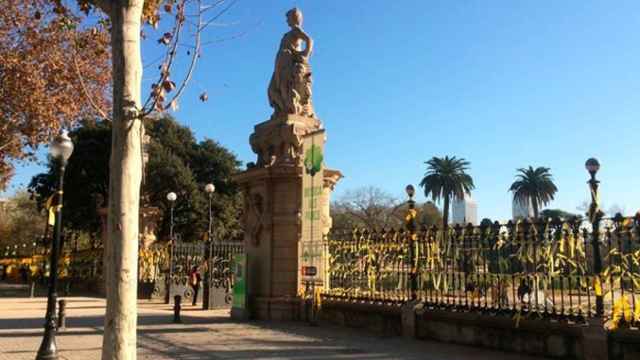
[5,0,640,221]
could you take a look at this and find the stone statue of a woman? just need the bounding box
[267,8,315,118]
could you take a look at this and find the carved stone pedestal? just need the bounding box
[233,114,341,320]
[234,9,342,320]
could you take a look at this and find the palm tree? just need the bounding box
[509,166,558,218]
[420,156,474,228]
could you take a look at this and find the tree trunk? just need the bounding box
[531,197,539,219]
[102,1,144,359]
[442,195,450,228]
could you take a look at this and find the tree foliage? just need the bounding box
[0,0,111,189]
[419,201,443,228]
[29,120,111,235]
[539,208,581,222]
[330,187,444,230]
[28,116,242,242]
[509,166,558,218]
[144,116,242,241]
[0,191,44,249]
[420,156,474,228]
[331,186,403,229]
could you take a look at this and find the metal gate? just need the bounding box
[204,242,244,309]
[166,241,243,308]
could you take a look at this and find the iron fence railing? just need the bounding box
[324,216,640,328]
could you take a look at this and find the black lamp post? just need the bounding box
[30,242,37,298]
[405,184,418,301]
[203,183,215,309]
[165,192,177,304]
[585,157,604,317]
[36,130,73,360]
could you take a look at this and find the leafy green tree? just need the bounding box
[330,186,402,229]
[29,116,242,243]
[419,201,443,228]
[420,156,474,228]
[509,166,558,219]
[480,218,494,227]
[144,116,242,241]
[29,120,111,236]
[0,191,44,251]
[540,209,581,222]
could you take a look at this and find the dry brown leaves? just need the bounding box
[0,0,111,189]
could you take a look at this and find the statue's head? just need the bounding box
[286,8,303,27]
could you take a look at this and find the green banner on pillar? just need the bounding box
[232,253,247,309]
[300,130,325,287]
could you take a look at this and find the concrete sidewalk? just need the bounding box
[0,295,549,360]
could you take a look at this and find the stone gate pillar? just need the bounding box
[233,8,342,320]
[234,114,341,320]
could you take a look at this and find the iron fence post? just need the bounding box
[405,185,418,301]
[586,158,604,317]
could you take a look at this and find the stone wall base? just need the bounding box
[251,296,303,321]
[319,299,640,360]
[609,329,640,360]
[416,310,584,359]
[319,300,402,337]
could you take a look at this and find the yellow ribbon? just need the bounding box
[594,277,603,296]
[45,191,63,226]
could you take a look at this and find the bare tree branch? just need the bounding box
[73,32,111,120]
[198,0,238,32]
[88,0,112,14]
[162,0,204,111]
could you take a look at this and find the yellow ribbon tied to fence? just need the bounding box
[45,192,63,226]
[594,276,603,296]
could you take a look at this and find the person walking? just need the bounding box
[189,266,202,306]
[20,265,29,284]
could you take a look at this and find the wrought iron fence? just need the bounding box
[324,216,640,329]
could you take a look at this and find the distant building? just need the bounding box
[452,193,478,225]
[512,197,534,220]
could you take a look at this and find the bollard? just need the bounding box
[57,299,66,330]
[173,295,182,323]
[29,281,36,298]
[309,282,318,327]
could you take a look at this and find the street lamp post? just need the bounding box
[203,183,215,310]
[585,158,604,317]
[36,130,73,360]
[30,242,37,298]
[165,192,177,304]
[405,184,418,301]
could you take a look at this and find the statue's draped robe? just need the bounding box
[268,29,314,118]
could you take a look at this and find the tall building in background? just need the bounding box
[512,197,534,220]
[452,193,478,225]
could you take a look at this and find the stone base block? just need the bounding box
[582,318,608,360]
[231,306,250,321]
[252,296,302,321]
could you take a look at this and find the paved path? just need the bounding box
[0,294,549,359]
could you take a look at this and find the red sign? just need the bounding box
[301,266,317,277]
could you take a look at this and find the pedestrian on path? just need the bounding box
[189,266,201,306]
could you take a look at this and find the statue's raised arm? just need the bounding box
[295,27,313,61]
[267,8,316,119]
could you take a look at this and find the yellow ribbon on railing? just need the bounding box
[45,191,63,226]
[594,276,603,296]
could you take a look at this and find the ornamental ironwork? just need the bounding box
[324,216,640,329]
